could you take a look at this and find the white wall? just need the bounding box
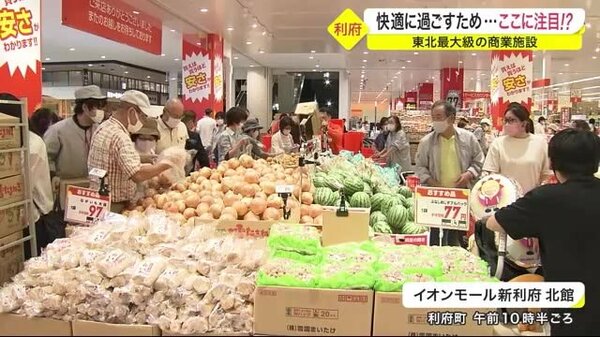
[246,67,272,128]
[339,70,350,120]
[223,39,234,110]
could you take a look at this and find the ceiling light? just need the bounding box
[362,59,367,63]
[234,56,239,60]
[161,53,165,57]
[406,60,412,63]
[252,23,258,28]
[69,48,75,51]
[312,69,316,72]
[259,49,265,54]
[325,79,330,85]
[401,66,406,69]
[565,63,570,67]
[132,10,140,14]
[296,73,302,77]
[249,65,255,68]
[124,71,129,74]
[170,77,177,81]
[363,51,369,55]
[44,57,50,61]
[196,42,201,45]
[200,8,208,13]
[470,77,474,80]
[324,72,330,78]
[315,65,320,68]
[327,101,332,106]
[146,76,151,79]
[393,76,397,79]
[594,56,598,60]
[174,58,180,61]
[246,41,252,45]
[227,27,234,31]
[262,30,267,36]
[414,52,419,55]
[458,60,463,64]
[88,64,93,67]
[170,29,176,32]
[426,79,429,82]
[309,56,314,59]
[311,50,316,53]
[471,53,477,56]
[586,22,592,28]
[361,65,365,69]
[100,55,106,59]
[558,72,563,75]
[41,67,45,70]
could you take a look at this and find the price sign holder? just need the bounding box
[64,185,111,226]
[276,185,294,220]
[414,186,470,237]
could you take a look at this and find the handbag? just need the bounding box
[33,197,66,255]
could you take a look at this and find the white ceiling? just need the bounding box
[42,0,600,103]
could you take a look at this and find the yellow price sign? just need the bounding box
[327,9,368,51]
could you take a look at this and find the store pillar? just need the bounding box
[0,0,42,114]
[490,51,533,131]
[247,67,273,128]
[181,34,224,118]
[168,72,179,100]
[440,68,464,109]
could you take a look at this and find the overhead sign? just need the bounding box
[62,0,162,55]
[64,186,110,226]
[414,186,470,231]
[328,8,586,51]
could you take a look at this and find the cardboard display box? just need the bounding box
[321,206,369,246]
[0,151,21,179]
[0,231,24,285]
[254,286,374,336]
[0,112,21,150]
[71,320,160,336]
[0,174,24,208]
[373,232,430,246]
[0,314,72,336]
[0,203,25,239]
[372,292,493,336]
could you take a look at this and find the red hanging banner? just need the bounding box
[0,0,41,114]
[62,0,162,55]
[417,82,433,110]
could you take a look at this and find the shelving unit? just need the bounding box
[0,99,36,278]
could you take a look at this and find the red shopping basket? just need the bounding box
[261,134,272,152]
[361,147,375,158]
[343,131,364,153]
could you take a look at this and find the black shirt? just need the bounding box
[185,130,210,169]
[495,176,600,336]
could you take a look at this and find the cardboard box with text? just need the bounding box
[0,174,24,208]
[71,320,160,336]
[254,286,374,336]
[0,151,21,179]
[0,203,24,239]
[0,112,21,150]
[0,314,72,336]
[0,231,24,285]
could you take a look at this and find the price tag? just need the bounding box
[64,185,111,226]
[414,186,470,231]
[89,168,107,179]
[275,185,294,194]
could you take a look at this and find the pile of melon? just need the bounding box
[133,154,323,225]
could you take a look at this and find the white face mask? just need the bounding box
[282,129,291,136]
[165,116,180,129]
[386,124,395,132]
[127,110,144,134]
[89,109,104,124]
[136,139,156,154]
[216,119,224,126]
[432,120,449,134]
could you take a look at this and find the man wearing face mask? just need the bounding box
[87,90,173,213]
[155,98,188,154]
[44,85,106,181]
[415,100,484,247]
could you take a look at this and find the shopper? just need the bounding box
[271,116,297,155]
[589,118,597,134]
[131,118,160,164]
[242,118,272,160]
[415,100,484,247]
[372,116,412,172]
[155,98,188,154]
[473,118,492,155]
[196,108,217,152]
[216,107,249,163]
[457,117,469,129]
[572,120,591,132]
[45,85,107,180]
[318,107,342,153]
[87,90,172,213]
[374,117,389,152]
[486,129,600,336]
[210,111,226,162]
[182,110,209,171]
[533,116,546,135]
[30,108,60,137]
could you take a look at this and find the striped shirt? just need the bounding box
[87,117,141,202]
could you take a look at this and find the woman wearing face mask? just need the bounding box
[211,111,226,163]
[483,103,552,195]
[44,85,107,182]
[131,119,160,163]
[216,107,249,163]
[271,116,298,155]
[372,116,412,171]
[241,118,273,159]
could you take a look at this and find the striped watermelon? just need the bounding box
[314,187,337,206]
[350,192,371,208]
[402,221,427,234]
[370,193,389,212]
[381,196,401,213]
[344,176,365,196]
[395,194,407,207]
[369,211,387,226]
[399,186,413,198]
[386,205,409,230]
[402,196,412,208]
[408,205,414,222]
[363,182,373,196]
[326,175,344,191]
[373,221,392,234]
[313,176,328,188]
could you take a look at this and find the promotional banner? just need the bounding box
[570,89,582,103]
[62,0,162,55]
[210,34,224,112]
[417,82,434,110]
[0,0,41,114]
[441,67,464,108]
[404,91,417,110]
[182,38,212,114]
[463,92,491,101]
[490,50,533,130]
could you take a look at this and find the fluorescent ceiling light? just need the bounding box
[310,50,316,53]
[132,10,140,14]
[200,8,208,13]
[69,48,76,51]
[100,55,106,59]
[227,27,234,31]
[534,75,600,90]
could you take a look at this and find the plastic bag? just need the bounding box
[375,269,435,292]
[256,258,318,288]
[323,243,378,266]
[316,263,376,290]
[269,249,323,265]
[94,249,139,278]
[157,147,189,184]
[267,223,321,255]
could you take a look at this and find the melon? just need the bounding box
[402,221,427,235]
[398,186,413,198]
[369,211,387,226]
[386,204,409,230]
[370,193,389,212]
[363,182,373,196]
[349,192,371,208]
[313,176,328,188]
[325,175,344,191]
[314,187,337,206]
[343,176,364,197]
[372,221,392,234]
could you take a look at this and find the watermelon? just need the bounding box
[363,182,373,196]
[395,194,407,206]
[326,175,344,191]
[381,197,401,212]
[402,222,427,234]
[350,192,371,208]
[313,176,328,188]
[370,211,387,226]
[373,221,392,234]
[408,206,414,222]
[314,187,337,206]
[386,205,409,230]
[398,186,413,198]
[370,193,389,212]
[401,196,412,208]
[344,176,365,197]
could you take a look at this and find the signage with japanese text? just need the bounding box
[182,50,211,104]
[64,186,110,226]
[414,186,470,231]
[62,0,162,55]
[463,91,491,101]
[0,0,41,114]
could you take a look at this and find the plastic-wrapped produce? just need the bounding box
[267,223,321,255]
[257,258,318,288]
[375,269,435,292]
[94,249,139,278]
[436,273,498,282]
[316,263,376,290]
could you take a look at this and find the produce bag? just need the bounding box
[375,269,435,292]
[267,223,321,255]
[316,263,376,290]
[157,147,190,184]
[436,272,499,282]
[256,258,318,288]
[322,242,378,266]
[269,249,323,265]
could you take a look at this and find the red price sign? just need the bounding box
[414,186,470,231]
[64,186,111,226]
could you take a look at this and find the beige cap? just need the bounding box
[134,118,160,139]
[480,118,492,126]
[120,90,162,118]
[74,85,106,100]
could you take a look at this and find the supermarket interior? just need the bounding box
[0,0,599,336]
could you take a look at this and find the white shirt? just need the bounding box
[29,132,53,222]
[271,131,294,154]
[483,134,551,194]
[156,118,189,154]
[534,122,545,135]
[196,116,217,149]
